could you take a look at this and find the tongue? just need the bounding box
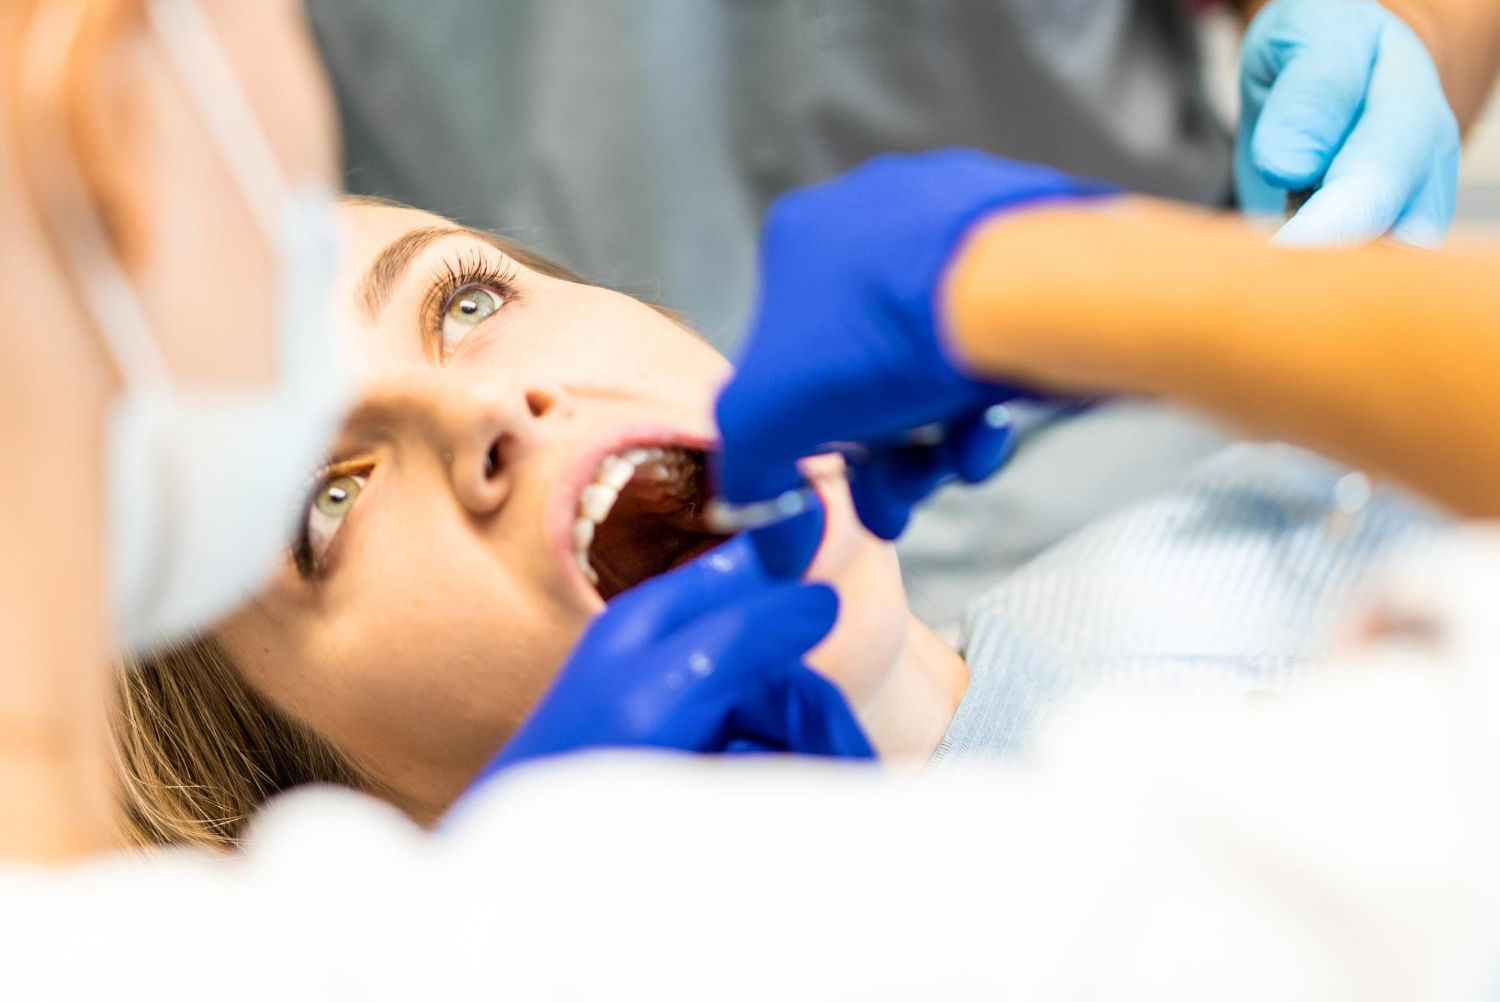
[665,537,726,572]
[588,489,702,599]
[589,471,732,600]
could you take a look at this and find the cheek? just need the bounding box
[322,526,584,723]
[231,519,592,759]
[524,295,731,407]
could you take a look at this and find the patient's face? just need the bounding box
[217,202,909,817]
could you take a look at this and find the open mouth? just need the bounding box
[570,445,730,601]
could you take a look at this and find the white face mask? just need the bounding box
[23,0,349,650]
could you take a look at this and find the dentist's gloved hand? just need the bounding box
[471,536,872,784]
[716,149,1115,574]
[1238,0,1460,248]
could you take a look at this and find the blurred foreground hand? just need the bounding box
[1238,0,1460,248]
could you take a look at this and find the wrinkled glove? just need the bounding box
[1238,0,1460,248]
[716,149,1115,574]
[471,536,872,784]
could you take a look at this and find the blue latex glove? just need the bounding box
[1238,0,1460,248]
[471,536,872,784]
[716,149,1115,574]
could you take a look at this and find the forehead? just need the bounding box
[337,199,453,270]
[330,200,466,378]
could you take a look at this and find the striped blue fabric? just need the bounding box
[931,444,1446,767]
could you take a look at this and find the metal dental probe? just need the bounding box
[704,402,1078,534]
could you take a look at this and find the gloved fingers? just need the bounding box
[1234,136,1285,217]
[715,309,894,503]
[746,499,826,580]
[715,381,829,582]
[715,382,818,506]
[724,663,874,759]
[943,408,1017,485]
[722,736,782,755]
[847,480,911,542]
[1248,40,1373,190]
[1273,174,1398,247]
[671,581,841,689]
[1388,167,1456,250]
[773,665,875,759]
[1275,124,1428,246]
[1276,20,1456,247]
[847,446,947,541]
[1274,144,1436,248]
[604,535,773,641]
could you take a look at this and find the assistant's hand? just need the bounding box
[1238,0,1460,248]
[716,150,1115,572]
[471,537,872,784]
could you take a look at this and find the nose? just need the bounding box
[443,379,572,516]
[358,372,571,517]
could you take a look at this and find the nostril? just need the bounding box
[484,442,501,479]
[524,389,555,419]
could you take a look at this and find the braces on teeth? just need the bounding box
[573,446,700,586]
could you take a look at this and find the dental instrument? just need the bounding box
[706,402,1073,534]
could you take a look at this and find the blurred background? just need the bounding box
[303,1,1497,634]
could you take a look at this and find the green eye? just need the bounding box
[316,475,363,517]
[305,473,367,566]
[441,285,504,355]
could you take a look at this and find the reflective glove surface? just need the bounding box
[1238,0,1460,248]
[472,536,872,784]
[716,149,1115,573]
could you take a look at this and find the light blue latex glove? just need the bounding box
[716,149,1115,575]
[470,536,872,784]
[1238,0,1460,248]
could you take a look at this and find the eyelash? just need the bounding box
[419,250,522,359]
[289,249,521,578]
[290,459,373,579]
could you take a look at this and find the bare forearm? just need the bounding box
[1234,0,1500,128]
[945,199,1500,518]
[0,268,120,861]
[1379,0,1500,127]
[0,441,118,859]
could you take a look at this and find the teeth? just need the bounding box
[571,518,595,551]
[571,445,702,590]
[576,551,598,585]
[579,484,618,523]
[598,456,635,491]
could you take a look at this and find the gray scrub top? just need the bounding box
[306,0,1232,348]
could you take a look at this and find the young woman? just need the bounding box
[113,196,1442,848]
[113,198,966,841]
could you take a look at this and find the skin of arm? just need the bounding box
[1234,0,1500,128]
[0,0,131,862]
[943,198,1500,519]
[0,195,119,862]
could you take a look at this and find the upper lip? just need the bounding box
[546,423,717,610]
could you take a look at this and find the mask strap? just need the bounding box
[144,0,289,241]
[19,0,170,389]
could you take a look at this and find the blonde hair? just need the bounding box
[109,211,691,851]
[112,637,375,850]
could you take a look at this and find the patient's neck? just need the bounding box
[860,616,968,761]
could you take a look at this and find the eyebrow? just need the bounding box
[357,225,511,321]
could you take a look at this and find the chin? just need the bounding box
[802,468,911,709]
